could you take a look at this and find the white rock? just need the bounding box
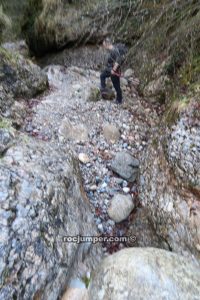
[62,288,88,300]
[78,153,90,164]
[124,68,134,78]
[97,224,104,232]
[123,187,130,194]
[121,77,128,86]
[90,185,97,191]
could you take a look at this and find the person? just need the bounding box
[100,38,123,104]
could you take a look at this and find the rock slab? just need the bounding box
[0,136,101,300]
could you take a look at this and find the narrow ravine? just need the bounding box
[22,62,159,254]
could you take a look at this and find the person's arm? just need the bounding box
[112,62,120,72]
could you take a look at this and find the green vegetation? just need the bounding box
[1,0,27,41]
[0,118,12,129]
[0,5,11,43]
[82,275,90,288]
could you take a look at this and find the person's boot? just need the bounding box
[114,99,122,105]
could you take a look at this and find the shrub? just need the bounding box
[0,6,11,43]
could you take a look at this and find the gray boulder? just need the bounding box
[89,248,200,300]
[108,194,134,223]
[111,152,139,182]
[0,47,48,117]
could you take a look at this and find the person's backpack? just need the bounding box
[115,43,128,66]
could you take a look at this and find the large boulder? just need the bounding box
[139,99,200,261]
[0,47,48,118]
[22,0,106,56]
[88,248,200,300]
[0,135,102,300]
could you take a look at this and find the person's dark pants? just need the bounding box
[100,69,122,103]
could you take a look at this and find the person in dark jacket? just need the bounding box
[100,38,123,104]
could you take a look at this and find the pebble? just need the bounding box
[123,187,130,193]
[78,153,90,164]
[90,185,97,191]
[101,182,107,188]
[115,178,124,185]
[98,224,104,232]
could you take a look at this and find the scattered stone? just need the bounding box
[114,178,123,185]
[0,127,15,154]
[101,88,115,100]
[120,77,128,86]
[62,288,88,300]
[103,124,120,143]
[108,194,134,223]
[78,153,90,164]
[87,87,101,102]
[101,182,107,188]
[59,119,88,142]
[10,101,27,127]
[123,187,130,194]
[111,152,139,182]
[90,185,97,191]
[124,68,134,78]
[97,224,104,232]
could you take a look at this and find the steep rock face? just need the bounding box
[88,248,200,300]
[139,99,200,261]
[0,47,48,118]
[22,0,106,56]
[0,135,102,300]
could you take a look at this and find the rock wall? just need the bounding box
[139,99,200,261]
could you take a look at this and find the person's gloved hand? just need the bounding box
[111,69,121,77]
